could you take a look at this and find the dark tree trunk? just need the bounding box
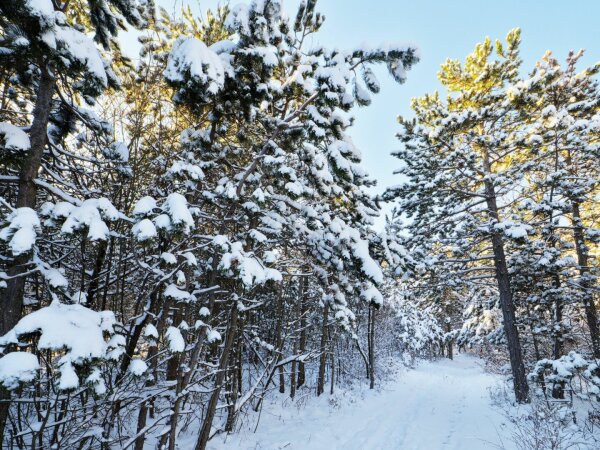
[316,304,329,396]
[0,64,55,442]
[133,401,148,450]
[486,196,529,402]
[552,274,563,360]
[290,355,297,399]
[119,289,160,380]
[489,220,529,403]
[297,276,308,388]
[225,320,243,432]
[290,285,298,399]
[329,340,335,395]
[275,287,285,394]
[572,203,600,359]
[481,145,529,404]
[86,240,108,310]
[1,65,54,336]
[166,302,184,382]
[195,305,239,450]
[167,374,184,450]
[551,276,565,400]
[445,321,453,360]
[368,306,376,390]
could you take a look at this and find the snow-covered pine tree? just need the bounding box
[150,1,418,446]
[509,50,600,359]
[383,29,531,402]
[0,0,146,443]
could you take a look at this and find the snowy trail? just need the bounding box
[211,354,514,450]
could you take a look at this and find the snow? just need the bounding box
[207,354,514,450]
[0,207,40,255]
[165,326,185,353]
[168,160,204,180]
[53,26,107,88]
[164,284,194,302]
[25,1,108,92]
[58,361,79,390]
[0,352,40,390]
[239,46,279,67]
[61,198,120,241]
[45,201,75,219]
[105,141,129,162]
[206,329,221,344]
[360,283,384,307]
[129,359,148,376]
[24,0,55,26]
[165,38,225,94]
[132,218,157,241]
[494,221,532,239]
[183,252,198,266]
[163,193,195,233]
[144,324,159,339]
[161,252,177,265]
[330,218,384,283]
[0,122,31,152]
[0,302,117,390]
[227,3,251,35]
[219,242,283,287]
[86,368,106,395]
[132,196,157,216]
[39,265,68,289]
[70,290,87,305]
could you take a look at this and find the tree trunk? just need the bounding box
[329,340,335,395]
[225,322,242,432]
[552,274,563,360]
[316,304,329,396]
[297,276,308,388]
[133,401,148,450]
[86,240,108,310]
[368,306,376,390]
[195,304,239,450]
[445,321,453,360]
[119,289,160,380]
[290,288,298,399]
[481,145,529,403]
[571,203,600,358]
[551,276,565,399]
[167,374,184,450]
[1,65,54,335]
[166,302,184,381]
[275,287,285,394]
[290,354,297,399]
[0,64,55,442]
[489,218,529,402]
[487,201,529,402]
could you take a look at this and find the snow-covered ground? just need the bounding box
[209,354,515,450]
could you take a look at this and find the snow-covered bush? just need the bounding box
[529,352,600,401]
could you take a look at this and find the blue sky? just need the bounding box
[147,0,600,227]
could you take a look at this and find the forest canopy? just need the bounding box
[0,1,599,449]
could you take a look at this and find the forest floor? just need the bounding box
[207,354,516,450]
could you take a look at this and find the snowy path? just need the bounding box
[211,354,514,450]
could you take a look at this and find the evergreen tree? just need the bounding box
[512,50,600,358]
[0,0,147,440]
[384,29,530,402]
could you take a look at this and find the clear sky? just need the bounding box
[148,0,600,228]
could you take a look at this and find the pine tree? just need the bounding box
[384,29,530,402]
[156,1,418,445]
[511,51,600,358]
[0,0,147,440]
